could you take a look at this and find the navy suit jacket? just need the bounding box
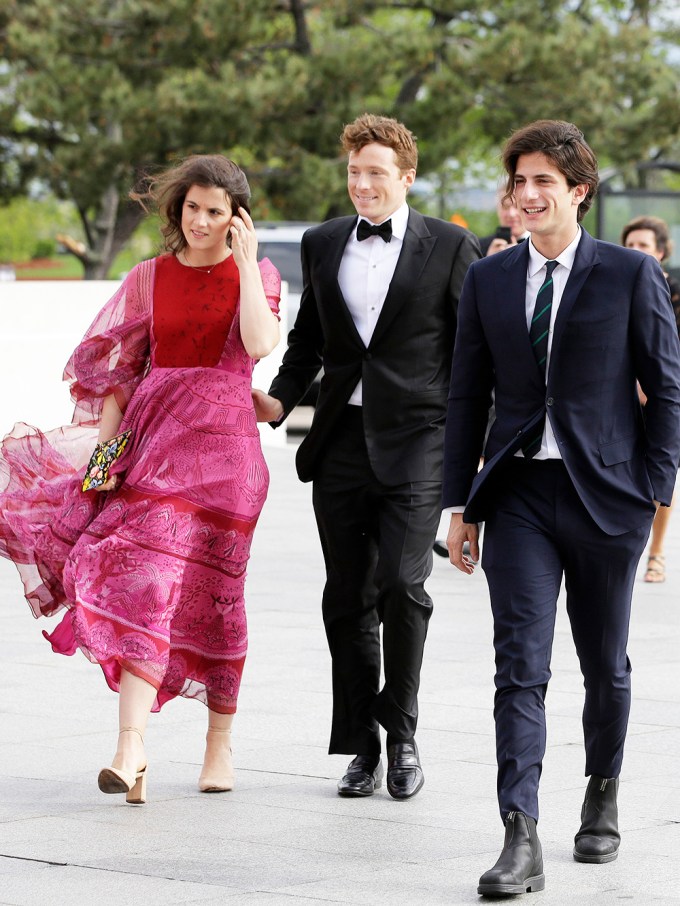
[442,229,680,536]
[270,209,480,485]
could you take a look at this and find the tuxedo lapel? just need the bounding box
[369,209,436,347]
[315,217,365,346]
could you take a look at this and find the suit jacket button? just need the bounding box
[365,352,373,360]
[546,397,554,406]
[516,429,522,436]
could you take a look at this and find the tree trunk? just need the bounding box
[79,193,146,280]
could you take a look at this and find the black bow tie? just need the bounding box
[356,219,392,243]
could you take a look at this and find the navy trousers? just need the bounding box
[481,458,651,823]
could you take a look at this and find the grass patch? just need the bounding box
[14,256,84,280]
[13,249,148,281]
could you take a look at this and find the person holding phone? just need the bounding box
[478,189,530,256]
[486,225,513,256]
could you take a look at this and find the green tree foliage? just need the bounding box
[1,0,679,276]
[0,195,78,262]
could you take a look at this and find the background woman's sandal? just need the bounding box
[644,554,666,583]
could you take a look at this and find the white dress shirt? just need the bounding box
[338,202,410,406]
[521,227,581,459]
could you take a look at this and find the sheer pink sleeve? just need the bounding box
[259,257,281,319]
[63,259,154,427]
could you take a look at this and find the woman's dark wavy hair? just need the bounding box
[502,120,599,222]
[131,155,251,253]
[621,215,673,261]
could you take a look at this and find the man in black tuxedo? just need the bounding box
[443,120,680,895]
[253,113,480,799]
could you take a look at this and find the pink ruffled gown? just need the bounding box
[0,254,280,714]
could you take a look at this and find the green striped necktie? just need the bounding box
[522,259,558,458]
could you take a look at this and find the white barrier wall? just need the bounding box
[0,280,287,444]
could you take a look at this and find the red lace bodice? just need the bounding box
[152,255,240,367]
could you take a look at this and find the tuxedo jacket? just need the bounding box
[269,209,481,485]
[442,229,680,536]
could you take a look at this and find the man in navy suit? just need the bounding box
[443,120,680,896]
[254,114,480,800]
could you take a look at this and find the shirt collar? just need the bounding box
[356,202,409,241]
[527,226,581,277]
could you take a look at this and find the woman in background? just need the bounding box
[622,215,680,583]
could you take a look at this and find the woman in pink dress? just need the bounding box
[0,155,281,803]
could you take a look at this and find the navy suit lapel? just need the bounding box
[551,230,600,362]
[369,209,436,347]
[500,241,535,361]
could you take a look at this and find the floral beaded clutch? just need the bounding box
[82,430,132,491]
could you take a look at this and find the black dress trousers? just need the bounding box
[312,406,441,755]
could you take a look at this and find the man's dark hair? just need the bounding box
[502,120,599,222]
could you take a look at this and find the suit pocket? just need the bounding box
[599,435,636,466]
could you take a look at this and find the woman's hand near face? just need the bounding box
[232,207,280,358]
[230,207,258,269]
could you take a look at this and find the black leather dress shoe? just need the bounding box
[478,811,545,896]
[337,755,383,797]
[573,775,620,863]
[386,741,424,800]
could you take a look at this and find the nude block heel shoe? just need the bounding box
[98,727,148,804]
[198,727,234,793]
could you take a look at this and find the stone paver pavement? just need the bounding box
[1,442,679,905]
